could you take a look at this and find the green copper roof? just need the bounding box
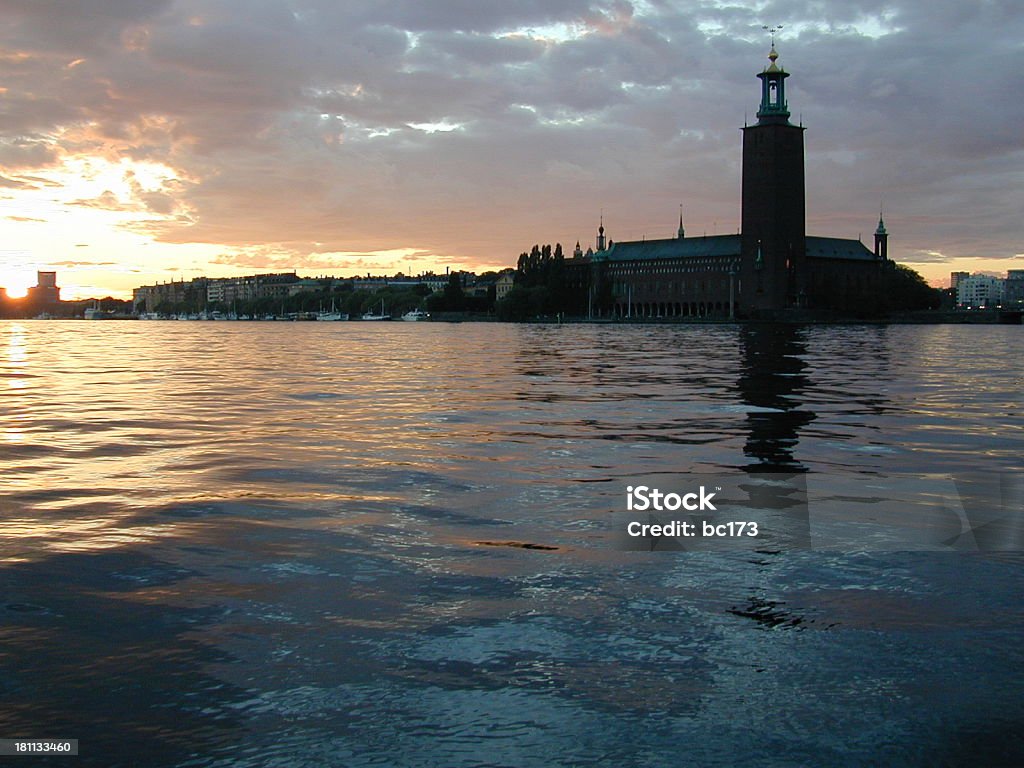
[581,234,876,263]
[806,236,877,261]
[604,235,741,262]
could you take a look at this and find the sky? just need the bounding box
[0,0,1021,299]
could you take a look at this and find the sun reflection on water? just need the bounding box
[4,323,29,443]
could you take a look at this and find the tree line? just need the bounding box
[495,243,578,321]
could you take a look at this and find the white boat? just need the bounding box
[361,300,390,321]
[317,301,348,321]
[402,309,429,321]
[84,304,104,319]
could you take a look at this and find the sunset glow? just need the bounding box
[0,270,32,299]
[0,2,1020,299]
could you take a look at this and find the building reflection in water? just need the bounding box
[736,324,816,548]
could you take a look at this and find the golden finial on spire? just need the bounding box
[762,25,783,71]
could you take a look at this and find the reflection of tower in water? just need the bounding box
[736,324,816,548]
[737,324,815,472]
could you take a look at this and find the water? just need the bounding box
[1,320,1023,767]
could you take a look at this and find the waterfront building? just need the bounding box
[26,271,60,309]
[350,277,443,292]
[496,272,515,300]
[956,274,1005,308]
[208,272,298,305]
[134,273,300,314]
[286,278,325,297]
[1005,270,1024,307]
[133,278,209,314]
[207,275,256,304]
[565,45,891,319]
[255,272,302,300]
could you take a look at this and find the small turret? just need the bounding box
[756,44,790,124]
[874,211,888,260]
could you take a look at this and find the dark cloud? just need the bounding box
[0,137,60,170]
[0,0,1020,279]
[0,0,173,54]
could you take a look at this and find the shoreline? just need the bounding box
[6,309,1022,325]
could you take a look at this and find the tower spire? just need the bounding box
[762,24,783,49]
[874,206,889,260]
[678,204,685,239]
[741,35,807,311]
[756,27,790,124]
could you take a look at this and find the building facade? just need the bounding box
[565,46,891,319]
[495,272,515,300]
[207,272,299,305]
[1005,270,1024,307]
[956,274,1005,308]
[26,271,60,309]
[950,271,970,291]
[134,273,301,314]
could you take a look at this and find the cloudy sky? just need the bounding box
[0,0,1021,298]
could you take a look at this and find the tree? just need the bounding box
[887,264,942,310]
[442,271,465,310]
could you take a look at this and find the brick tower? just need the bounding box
[740,44,806,314]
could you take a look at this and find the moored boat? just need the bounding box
[361,300,390,320]
[317,301,348,321]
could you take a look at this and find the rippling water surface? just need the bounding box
[2,320,1023,766]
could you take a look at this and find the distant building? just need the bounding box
[26,271,60,308]
[207,272,298,304]
[956,274,1004,308]
[419,277,449,293]
[134,273,301,313]
[343,276,447,292]
[496,271,515,300]
[133,278,208,314]
[258,272,302,299]
[287,278,325,297]
[564,45,891,319]
[1005,270,1024,307]
[950,271,970,290]
[132,270,464,314]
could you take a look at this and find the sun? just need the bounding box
[0,269,34,299]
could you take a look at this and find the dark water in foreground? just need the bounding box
[1,320,1022,767]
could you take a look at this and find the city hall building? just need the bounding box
[567,46,891,319]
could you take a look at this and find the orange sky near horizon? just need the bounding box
[1,3,1021,301]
